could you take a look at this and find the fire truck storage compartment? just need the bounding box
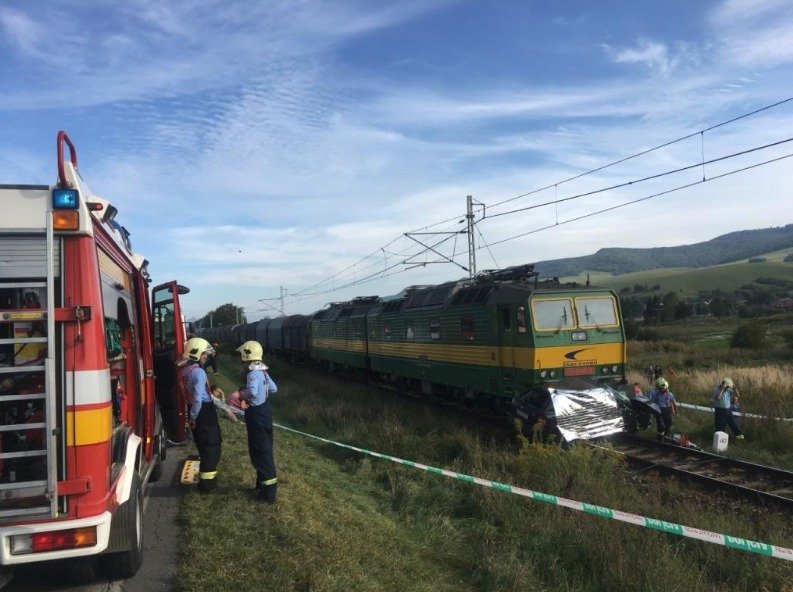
[0,234,61,519]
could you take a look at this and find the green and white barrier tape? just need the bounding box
[274,422,793,562]
[677,402,793,422]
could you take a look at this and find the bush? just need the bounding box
[784,253,793,263]
[624,320,640,339]
[730,323,767,349]
[782,329,793,349]
[636,328,661,342]
[748,257,767,263]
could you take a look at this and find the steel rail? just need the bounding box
[603,435,793,509]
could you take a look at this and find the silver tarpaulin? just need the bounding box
[549,386,625,442]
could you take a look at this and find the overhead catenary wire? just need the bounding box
[284,99,793,302]
[287,218,465,298]
[288,231,461,301]
[282,141,792,307]
[290,135,792,298]
[483,136,793,220]
[483,96,793,213]
[475,224,499,269]
[479,151,793,250]
[229,97,793,316]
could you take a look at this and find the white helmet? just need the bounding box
[237,340,263,362]
[184,337,214,362]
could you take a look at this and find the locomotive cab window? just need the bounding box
[461,316,475,340]
[575,297,619,328]
[531,299,575,331]
[405,321,414,339]
[384,322,392,339]
[430,318,440,340]
[499,307,512,332]
[516,306,527,333]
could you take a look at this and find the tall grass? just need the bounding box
[178,355,793,592]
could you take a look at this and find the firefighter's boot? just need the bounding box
[198,477,217,494]
[256,483,277,504]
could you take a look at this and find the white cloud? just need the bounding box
[3,0,793,320]
[604,38,675,77]
[710,0,793,68]
[710,0,790,27]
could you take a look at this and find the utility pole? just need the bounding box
[466,194,476,278]
[258,287,287,318]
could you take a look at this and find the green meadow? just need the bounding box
[178,355,793,592]
[561,247,793,297]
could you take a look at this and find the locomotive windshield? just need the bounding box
[531,298,575,331]
[574,297,619,328]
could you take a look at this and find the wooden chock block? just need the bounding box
[180,459,200,485]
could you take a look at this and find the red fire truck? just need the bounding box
[0,132,189,583]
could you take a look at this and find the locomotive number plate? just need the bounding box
[564,366,595,377]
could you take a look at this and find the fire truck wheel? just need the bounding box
[150,450,164,483]
[102,473,144,579]
[61,557,98,585]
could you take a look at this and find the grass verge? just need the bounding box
[178,356,793,592]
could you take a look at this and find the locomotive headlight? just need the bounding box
[602,367,609,374]
[571,331,587,341]
[612,365,618,372]
[540,370,547,378]
[549,370,557,378]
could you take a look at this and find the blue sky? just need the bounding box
[1,0,792,320]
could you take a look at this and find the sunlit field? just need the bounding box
[178,354,793,592]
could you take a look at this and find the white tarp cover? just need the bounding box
[549,386,625,442]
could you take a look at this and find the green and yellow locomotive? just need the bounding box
[300,264,626,406]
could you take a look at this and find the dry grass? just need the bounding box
[177,355,793,592]
[627,364,793,415]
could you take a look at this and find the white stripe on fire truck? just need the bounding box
[65,368,112,406]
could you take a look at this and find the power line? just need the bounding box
[270,97,793,307]
[475,224,499,269]
[484,96,793,213]
[483,136,793,220]
[286,218,464,298]
[480,151,793,250]
[285,140,792,303]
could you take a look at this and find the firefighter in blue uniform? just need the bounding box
[236,340,278,503]
[180,337,222,493]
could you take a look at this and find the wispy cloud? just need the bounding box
[603,38,678,78]
[2,0,792,319]
[710,0,793,68]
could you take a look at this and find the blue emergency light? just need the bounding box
[52,187,79,209]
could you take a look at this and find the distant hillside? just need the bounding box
[560,249,793,298]
[535,224,793,277]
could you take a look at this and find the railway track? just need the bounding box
[603,435,793,509]
[278,360,793,509]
